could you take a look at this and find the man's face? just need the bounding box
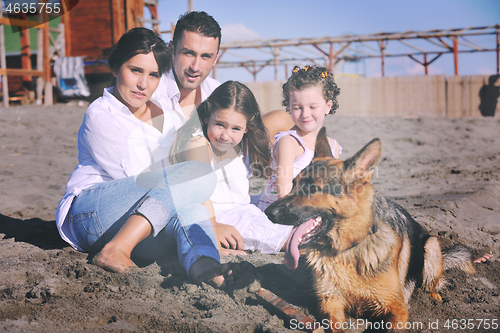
[172,30,220,92]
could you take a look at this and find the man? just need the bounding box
[152,11,221,129]
[153,11,293,143]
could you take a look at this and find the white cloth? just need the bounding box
[210,149,293,254]
[257,130,341,210]
[152,69,221,125]
[54,56,90,97]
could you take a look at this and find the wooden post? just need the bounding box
[273,47,279,81]
[20,28,32,81]
[424,53,428,75]
[0,6,8,107]
[60,0,72,56]
[453,36,458,76]
[36,19,44,104]
[112,0,126,44]
[496,30,499,75]
[379,40,386,77]
[43,8,52,106]
[329,42,334,73]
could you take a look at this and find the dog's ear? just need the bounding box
[343,138,381,185]
[314,127,333,159]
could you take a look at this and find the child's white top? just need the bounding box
[209,144,293,254]
[257,130,341,211]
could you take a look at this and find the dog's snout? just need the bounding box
[265,200,294,225]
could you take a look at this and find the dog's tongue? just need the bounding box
[285,218,317,270]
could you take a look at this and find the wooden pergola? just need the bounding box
[215,25,500,81]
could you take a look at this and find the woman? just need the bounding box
[56,28,231,288]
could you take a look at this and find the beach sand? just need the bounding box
[1,104,499,332]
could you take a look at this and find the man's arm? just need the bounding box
[262,110,295,146]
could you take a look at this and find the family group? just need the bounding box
[56,11,341,288]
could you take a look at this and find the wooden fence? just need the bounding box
[246,75,500,118]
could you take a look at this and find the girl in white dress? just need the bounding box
[258,65,342,210]
[170,81,292,254]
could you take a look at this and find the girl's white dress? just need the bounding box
[257,130,341,211]
[210,147,293,254]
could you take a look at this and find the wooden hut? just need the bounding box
[60,0,160,74]
[0,0,160,106]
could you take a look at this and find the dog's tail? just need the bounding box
[421,237,475,301]
[442,244,476,274]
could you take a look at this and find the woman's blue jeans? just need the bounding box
[68,161,218,278]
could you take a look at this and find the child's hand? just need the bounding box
[215,223,245,254]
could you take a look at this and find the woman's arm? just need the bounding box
[274,135,302,198]
[79,111,135,179]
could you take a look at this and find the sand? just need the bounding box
[0,104,499,332]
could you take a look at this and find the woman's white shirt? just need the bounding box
[56,87,177,250]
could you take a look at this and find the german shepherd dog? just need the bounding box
[265,128,475,332]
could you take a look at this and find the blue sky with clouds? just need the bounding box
[157,0,500,82]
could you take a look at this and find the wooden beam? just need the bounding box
[0,17,43,29]
[0,68,45,76]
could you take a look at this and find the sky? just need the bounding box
[155,0,500,82]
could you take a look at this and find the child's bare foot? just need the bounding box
[190,257,234,289]
[473,251,493,263]
[92,244,138,274]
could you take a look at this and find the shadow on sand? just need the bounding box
[0,214,68,250]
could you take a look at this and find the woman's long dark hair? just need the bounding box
[108,27,171,75]
[169,81,272,178]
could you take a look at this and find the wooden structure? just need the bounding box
[0,1,58,107]
[218,25,500,81]
[0,0,159,107]
[246,74,500,118]
[60,0,159,74]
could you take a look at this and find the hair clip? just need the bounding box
[320,71,328,78]
[292,67,300,74]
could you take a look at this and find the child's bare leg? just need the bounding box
[93,214,152,273]
[189,257,234,289]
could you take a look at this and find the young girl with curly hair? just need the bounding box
[258,65,342,210]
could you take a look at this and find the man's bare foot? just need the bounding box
[473,251,493,264]
[92,244,138,274]
[190,257,234,289]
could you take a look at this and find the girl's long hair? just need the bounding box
[169,81,272,178]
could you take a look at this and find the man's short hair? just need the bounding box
[173,11,221,50]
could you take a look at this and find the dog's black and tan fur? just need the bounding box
[265,128,475,331]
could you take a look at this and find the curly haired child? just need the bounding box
[258,65,342,210]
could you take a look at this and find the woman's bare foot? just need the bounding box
[190,257,234,289]
[92,243,138,274]
[473,251,493,264]
[91,214,151,273]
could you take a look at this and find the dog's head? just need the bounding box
[265,127,381,269]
